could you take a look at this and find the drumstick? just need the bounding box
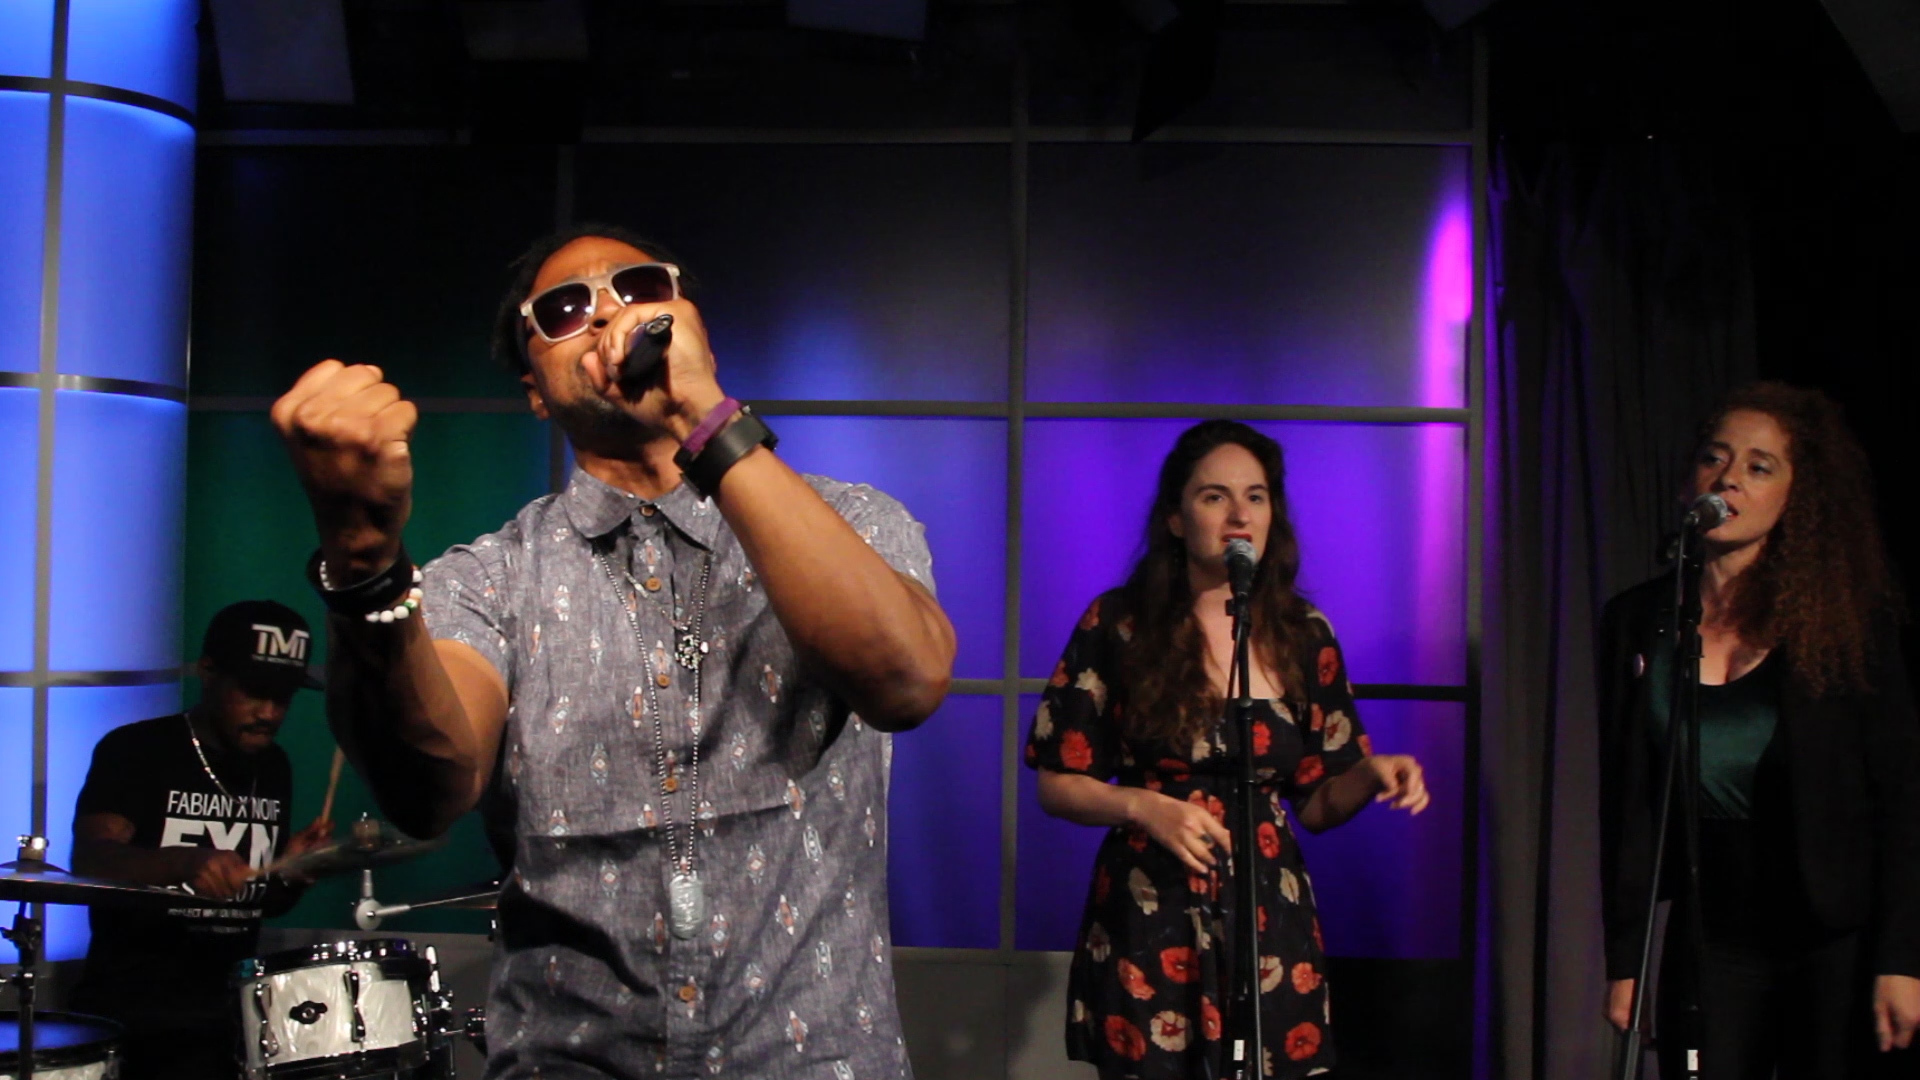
[319,747,345,824]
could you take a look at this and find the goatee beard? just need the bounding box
[545,394,655,457]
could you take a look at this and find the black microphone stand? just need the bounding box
[1616,530,1711,1080]
[1223,582,1264,1080]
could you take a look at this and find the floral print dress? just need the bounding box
[1024,591,1371,1080]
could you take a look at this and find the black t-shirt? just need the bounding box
[69,714,294,1032]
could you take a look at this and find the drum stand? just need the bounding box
[4,836,50,1080]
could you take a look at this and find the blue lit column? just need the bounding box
[1,0,198,960]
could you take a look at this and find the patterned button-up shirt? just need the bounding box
[422,466,933,1080]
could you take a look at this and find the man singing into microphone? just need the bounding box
[271,224,953,1079]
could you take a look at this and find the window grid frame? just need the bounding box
[182,36,1489,964]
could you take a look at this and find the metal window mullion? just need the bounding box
[30,0,73,840]
[998,47,1030,965]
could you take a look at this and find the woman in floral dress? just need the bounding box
[1025,420,1430,1080]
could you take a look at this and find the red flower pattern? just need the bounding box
[1079,599,1102,630]
[1294,755,1324,787]
[1104,1016,1148,1061]
[1200,996,1222,1041]
[1290,962,1321,994]
[1049,659,1071,687]
[1159,946,1197,984]
[1284,1021,1322,1061]
[1358,733,1374,755]
[1316,646,1339,686]
[1257,822,1282,859]
[1252,720,1271,757]
[1186,789,1226,823]
[1116,958,1155,1001]
[1060,730,1094,772]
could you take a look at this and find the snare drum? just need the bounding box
[232,939,440,1080]
[0,1012,122,1080]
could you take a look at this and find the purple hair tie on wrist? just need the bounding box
[683,397,744,456]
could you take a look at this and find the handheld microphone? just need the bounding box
[616,313,675,396]
[1682,492,1731,533]
[1224,537,1256,599]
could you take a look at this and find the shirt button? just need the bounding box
[655,672,672,689]
[663,776,680,793]
[677,983,697,1002]
[643,576,662,592]
[640,504,657,517]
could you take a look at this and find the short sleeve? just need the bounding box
[421,536,516,690]
[74,725,141,821]
[1024,594,1123,782]
[826,481,936,595]
[1287,611,1370,802]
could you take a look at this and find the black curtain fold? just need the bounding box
[1481,139,1758,1080]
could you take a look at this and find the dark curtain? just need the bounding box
[1480,140,1758,1079]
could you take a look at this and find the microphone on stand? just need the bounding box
[1225,537,1257,601]
[1683,492,1732,532]
[616,313,675,397]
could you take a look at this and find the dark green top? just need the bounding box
[1650,642,1783,821]
[1695,653,1782,820]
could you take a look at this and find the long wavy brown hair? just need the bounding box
[1704,381,1902,696]
[1115,420,1318,748]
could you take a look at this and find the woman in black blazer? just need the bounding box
[1599,382,1920,1078]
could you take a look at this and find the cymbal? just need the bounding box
[269,819,446,880]
[0,861,193,908]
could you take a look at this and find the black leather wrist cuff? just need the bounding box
[306,547,416,616]
[674,407,777,498]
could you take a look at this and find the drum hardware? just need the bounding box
[353,874,499,932]
[3,833,226,1080]
[461,1009,487,1058]
[0,1012,122,1080]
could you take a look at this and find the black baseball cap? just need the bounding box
[201,600,324,696]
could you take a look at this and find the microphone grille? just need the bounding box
[1696,492,1731,529]
[1225,537,1256,560]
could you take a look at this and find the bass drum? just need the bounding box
[0,1012,122,1080]
[232,939,439,1080]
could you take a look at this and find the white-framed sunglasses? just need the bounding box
[519,263,682,344]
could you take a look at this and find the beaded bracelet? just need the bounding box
[306,548,422,623]
[364,568,424,624]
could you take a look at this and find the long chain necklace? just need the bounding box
[184,712,257,804]
[596,544,712,940]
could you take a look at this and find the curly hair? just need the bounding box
[1115,420,1318,748]
[1705,381,1902,696]
[489,222,691,378]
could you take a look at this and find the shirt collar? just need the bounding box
[559,465,722,550]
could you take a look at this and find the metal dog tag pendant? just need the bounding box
[669,872,706,940]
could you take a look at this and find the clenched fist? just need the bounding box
[271,360,418,577]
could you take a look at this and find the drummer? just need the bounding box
[67,600,334,1080]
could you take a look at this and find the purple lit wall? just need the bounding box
[771,416,1008,680]
[1020,419,1466,688]
[1027,145,1470,408]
